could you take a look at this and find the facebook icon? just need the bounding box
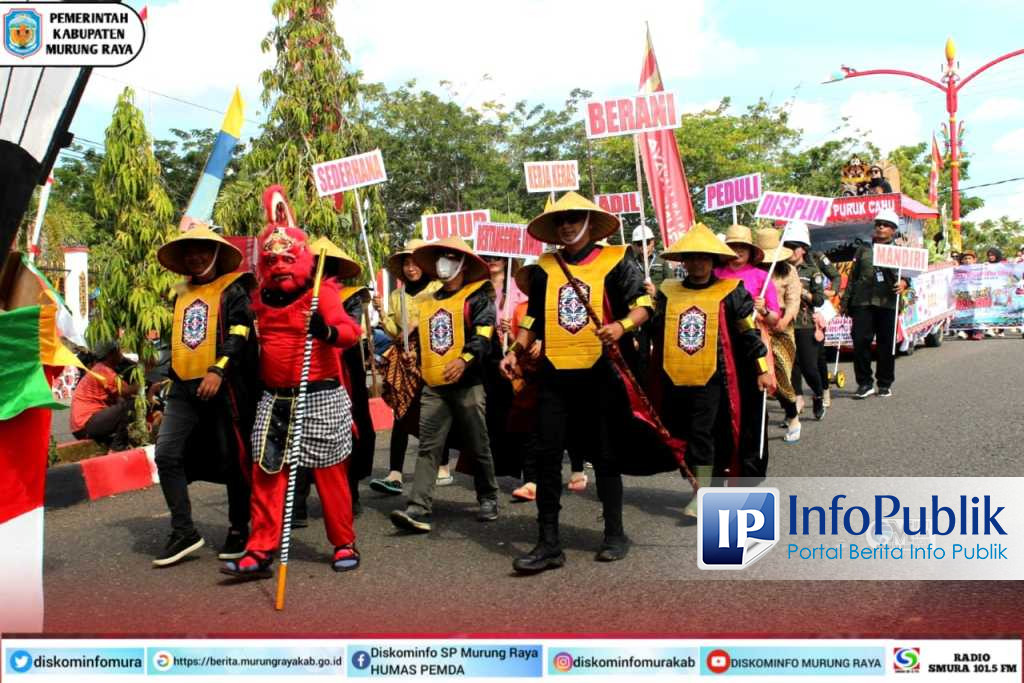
[698,488,779,569]
[351,651,371,669]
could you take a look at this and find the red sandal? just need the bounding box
[220,551,273,580]
[332,544,360,572]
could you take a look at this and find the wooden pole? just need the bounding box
[633,135,650,282]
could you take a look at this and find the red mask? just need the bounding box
[256,185,312,293]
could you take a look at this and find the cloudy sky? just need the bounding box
[68,0,1024,222]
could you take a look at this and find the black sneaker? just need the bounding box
[877,386,893,397]
[390,509,432,533]
[369,478,403,496]
[596,534,631,562]
[854,385,875,399]
[153,529,204,567]
[217,529,248,560]
[477,498,498,522]
[813,397,826,420]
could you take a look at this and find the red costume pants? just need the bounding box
[248,459,354,553]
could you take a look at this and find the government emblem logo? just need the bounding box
[677,306,707,354]
[181,299,209,350]
[4,9,41,58]
[428,309,454,355]
[557,280,590,334]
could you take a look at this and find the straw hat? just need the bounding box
[754,228,793,264]
[661,223,738,263]
[386,238,430,280]
[310,236,362,280]
[412,236,489,283]
[157,223,242,276]
[526,191,620,245]
[723,224,764,264]
[514,263,538,294]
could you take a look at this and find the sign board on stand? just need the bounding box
[824,316,853,346]
[873,243,929,275]
[524,161,579,193]
[312,149,387,197]
[475,222,545,260]
[583,92,680,139]
[704,173,762,212]
[595,192,642,215]
[421,210,491,243]
[754,191,834,226]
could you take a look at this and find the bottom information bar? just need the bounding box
[1,638,1019,681]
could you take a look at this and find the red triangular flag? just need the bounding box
[636,27,695,245]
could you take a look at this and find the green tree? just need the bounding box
[216,0,387,277]
[89,87,176,442]
[357,81,517,246]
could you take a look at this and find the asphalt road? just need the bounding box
[42,337,1024,635]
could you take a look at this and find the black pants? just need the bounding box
[791,328,824,398]
[778,396,798,420]
[664,379,723,470]
[817,342,831,391]
[851,305,897,389]
[73,398,132,449]
[154,386,250,535]
[529,364,622,536]
[521,446,585,484]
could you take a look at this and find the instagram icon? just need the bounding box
[552,652,574,672]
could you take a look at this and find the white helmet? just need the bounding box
[874,208,899,228]
[782,220,811,248]
[631,225,655,243]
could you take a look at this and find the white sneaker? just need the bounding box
[822,388,831,408]
[956,331,968,340]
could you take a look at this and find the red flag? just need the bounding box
[928,133,943,207]
[139,5,148,21]
[637,27,695,246]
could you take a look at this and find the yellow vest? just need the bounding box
[171,272,245,381]
[339,285,370,339]
[660,278,739,387]
[383,280,443,337]
[418,280,488,387]
[538,245,625,370]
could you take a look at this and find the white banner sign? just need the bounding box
[873,243,929,274]
[475,222,545,259]
[584,92,680,140]
[705,172,762,211]
[523,161,579,193]
[754,191,834,226]
[595,192,641,215]
[421,210,490,243]
[312,149,388,197]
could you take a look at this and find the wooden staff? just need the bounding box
[364,305,380,397]
[275,246,327,611]
[757,241,785,461]
[632,135,651,282]
[399,283,410,353]
[552,252,697,492]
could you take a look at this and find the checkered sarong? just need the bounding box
[251,385,353,471]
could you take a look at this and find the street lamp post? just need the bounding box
[829,38,1024,243]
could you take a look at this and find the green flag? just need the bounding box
[0,306,69,420]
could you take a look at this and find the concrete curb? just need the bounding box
[45,398,395,509]
[45,445,157,509]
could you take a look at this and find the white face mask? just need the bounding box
[436,254,465,282]
[562,213,591,246]
[197,244,220,277]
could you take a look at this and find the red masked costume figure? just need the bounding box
[222,187,363,578]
